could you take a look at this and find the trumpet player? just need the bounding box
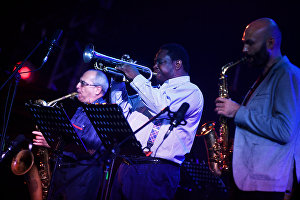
[215,18,300,200]
[32,69,109,200]
[109,43,204,200]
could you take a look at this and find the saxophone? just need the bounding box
[198,58,246,176]
[11,92,78,200]
[34,146,51,200]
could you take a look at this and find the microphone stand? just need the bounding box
[0,39,44,154]
[113,106,170,150]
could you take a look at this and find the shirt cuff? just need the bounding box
[130,74,148,89]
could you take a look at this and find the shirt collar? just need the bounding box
[161,76,190,87]
[267,56,289,74]
[78,98,106,112]
[89,97,106,105]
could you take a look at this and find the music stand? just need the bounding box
[25,103,88,153]
[82,103,144,200]
[25,102,89,200]
[82,103,144,156]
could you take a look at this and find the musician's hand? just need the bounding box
[116,64,140,80]
[215,97,240,118]
[32,131,50,148]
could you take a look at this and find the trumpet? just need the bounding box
[83,44,156,82]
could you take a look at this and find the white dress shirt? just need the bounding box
[110,75,203,164]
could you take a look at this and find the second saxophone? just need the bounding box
[198,57,246,176]
[11,92,78,200]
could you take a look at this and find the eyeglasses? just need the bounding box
[79,80,99,87]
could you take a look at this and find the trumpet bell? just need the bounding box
[83,43,155,82]
[83,43,94,63]
[11,150,34,175]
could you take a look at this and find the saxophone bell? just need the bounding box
[197,121,222,176]
[6,134,34,176]
[10,141,44,200]
[11,148,34,175]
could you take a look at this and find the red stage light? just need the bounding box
[13,61,33,80]
[18,66,31,80]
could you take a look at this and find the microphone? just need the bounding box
[169,102,190,132]
[42,29,63,64]
[0,134,26,163]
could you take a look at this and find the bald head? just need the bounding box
[242,18,283,71]
[244,18,282,49]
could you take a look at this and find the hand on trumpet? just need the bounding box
[32,131,50,148]
[116,64,140,80]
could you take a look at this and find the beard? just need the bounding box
[246,42,270,69]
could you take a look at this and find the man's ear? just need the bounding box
[95,86,103,96]
[175,60,182,70]
[267,37,275,49]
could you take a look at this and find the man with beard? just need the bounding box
[215,18,300,200]
[109,43,204,200]
[32,69,109,200]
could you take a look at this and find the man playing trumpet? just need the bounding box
[109,43,204,200]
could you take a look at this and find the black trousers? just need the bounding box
[109,161,181,200]
[231,189,285,200]
[50,163,103,200]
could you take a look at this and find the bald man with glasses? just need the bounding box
[32,69,109,200]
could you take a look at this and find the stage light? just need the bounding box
[13,61,33,81]
[18,66,31,80]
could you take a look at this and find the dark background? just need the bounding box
[0,0,299,199]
